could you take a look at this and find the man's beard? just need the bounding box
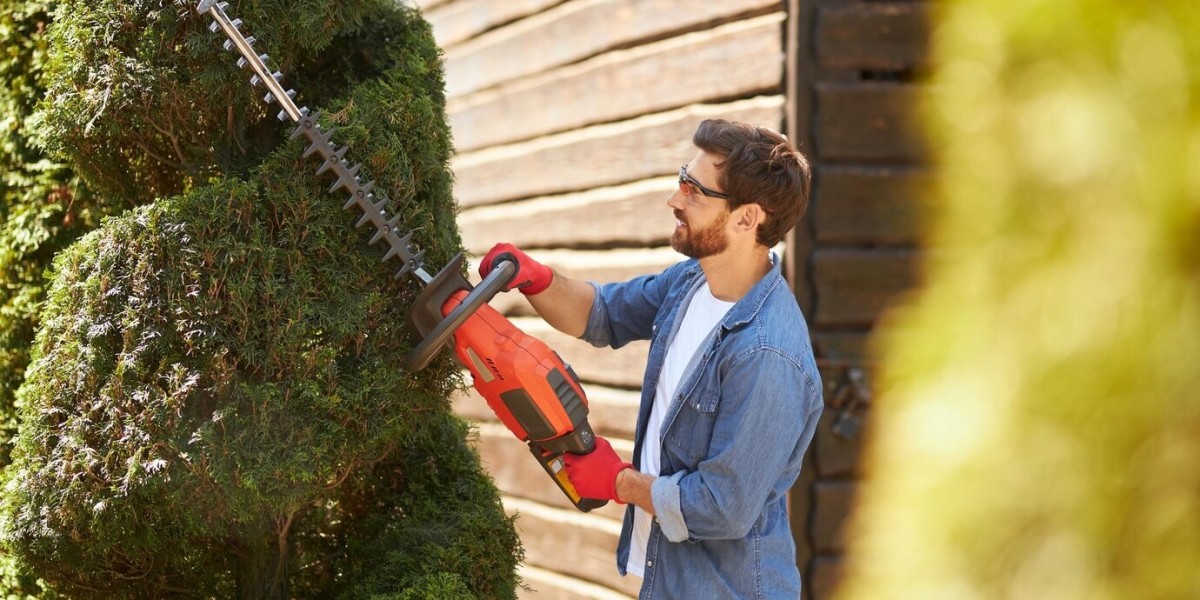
[671,210,729,259]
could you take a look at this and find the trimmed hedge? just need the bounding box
[0,1,521,597]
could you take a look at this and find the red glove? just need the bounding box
[562,436,633,503]
[479,243,553,295]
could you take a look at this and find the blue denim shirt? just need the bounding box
[582,255,823,600]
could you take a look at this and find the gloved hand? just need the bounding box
[478,242,553,295]
[562,436,633,503]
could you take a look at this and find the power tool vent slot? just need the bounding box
[542,370,593,454]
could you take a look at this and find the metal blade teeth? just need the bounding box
[316,146,349,175]
[331,164,362,194]
[395,250,426,279]
[264,90,293,105]
[356,180,376,198]
[382,231,414,262]
[354,212,371,229]
[290,112,321,140]
[201,3,425,279]
[302,128,334,159]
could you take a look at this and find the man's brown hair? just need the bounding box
[693,119,812,247]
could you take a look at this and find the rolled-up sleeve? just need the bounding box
[653,349,821,541]
[580,262,691,349]
[650,471,688,541]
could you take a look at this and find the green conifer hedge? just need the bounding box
[0,1,521,597]
[1,2,116,468]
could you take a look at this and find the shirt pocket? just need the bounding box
[663,388,720,465]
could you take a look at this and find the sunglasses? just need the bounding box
[678,165,730,201]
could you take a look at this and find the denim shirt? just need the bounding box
[582,255,823,600]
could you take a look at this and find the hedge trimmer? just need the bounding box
[195,0,605,512]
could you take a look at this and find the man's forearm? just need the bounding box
[526,271,595,338]
[616,468,656,516]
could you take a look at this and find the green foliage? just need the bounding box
[0,2,116,466]
[30,0,408,205]
[838,1,1200,599]
[335,416,522,600]
[0,5,114,592]
[0,0,520,597]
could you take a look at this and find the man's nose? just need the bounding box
[666,187,686,210]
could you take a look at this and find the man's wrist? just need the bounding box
[615,467,655,514]
[614,466,632,503]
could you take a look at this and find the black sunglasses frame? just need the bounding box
[678,165,730,201]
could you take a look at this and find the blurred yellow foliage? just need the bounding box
[836,1,1200,599]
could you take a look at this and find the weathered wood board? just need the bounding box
[815,82,924,162]
[444,0,781,97]
[453,97,785,207]
[506,496,643,597]
[812,248,919,327]
[816,2,931,71]
[448,13,785,152]
[421,0,566,50]
[813,480,856,554]
[815,166,929,246]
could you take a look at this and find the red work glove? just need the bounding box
[478,242,553,295]
[562,436,633,503]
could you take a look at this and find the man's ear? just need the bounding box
[733,203,766,232]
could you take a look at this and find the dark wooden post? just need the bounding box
[786,1,932,598]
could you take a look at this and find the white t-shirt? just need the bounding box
[626,282,734,577]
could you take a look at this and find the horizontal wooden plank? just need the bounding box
[815,166,929,246]
[812,248,919,327]
[445,0,780,97]
[517,317,649,389]
[812,480,856,554]
[423,0,564,50]
[462,248,683,317]
[519,564,636,600]
[816,2,931,71]
[448,13,785,152]
[506,496,642,597]
[458,179,677,250]
[815,82,924,162]
[473,424,631,520]
[808,555,846,600]
[453,97,785,207]
[812,331,872,369]
[455,384,641,441]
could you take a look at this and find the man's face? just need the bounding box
[672,206,729,259]
[670,152,731,259]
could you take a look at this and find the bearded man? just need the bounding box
[481,119,822,600]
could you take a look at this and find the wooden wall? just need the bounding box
[787,1,931,598]
[413,0,790,597]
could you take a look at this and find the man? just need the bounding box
[479,119,822,599]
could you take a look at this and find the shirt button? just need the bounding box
[646,560,653,567]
